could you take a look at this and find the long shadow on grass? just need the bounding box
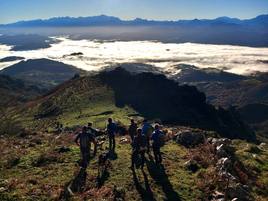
[108,150,118,160]
[146,158,181,201]
[132,168,156,201]
[59,167,87,200]
[97,170,110,188]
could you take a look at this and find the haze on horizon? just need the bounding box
[0,0,268,24]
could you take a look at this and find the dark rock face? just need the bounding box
[98,67,255,141]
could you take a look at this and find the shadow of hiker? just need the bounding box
[59,167,87,201]
[108,150,118,160]
[132,168,156,201]
[146,158,181,201]
[97,169,110,188]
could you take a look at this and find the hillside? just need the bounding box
[0,130,267,201]
[0,68,267,201]
[183,72,268,138]
[0,59,85,89]
[17,67,255,141]
[0,74,43,106]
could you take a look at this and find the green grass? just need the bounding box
[0,133,203,201]
[58,103,139,129]
[11,75,142,131]
[232,140,268,200]
[1,134,268,200]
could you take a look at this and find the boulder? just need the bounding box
[211,191,225,201]
[216,157,232,171]
[0,187,6,193]
[119,137,129,144]
[175,131,205,147]
[210,138,231,146]
[258,142,266,150]
[216,144,229,158]
[225,184,251,201]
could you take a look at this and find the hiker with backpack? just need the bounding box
[106,118,117,152]
[128,119,137,142]
[151,124,165,164]
[75,126,96,168]
[141,119,153,153]
[131,128,147,169]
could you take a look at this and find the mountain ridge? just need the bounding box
[1,14,268,27]
[20,67,255,141]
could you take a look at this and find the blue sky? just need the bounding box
[0,0,268,23]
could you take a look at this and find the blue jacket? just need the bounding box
[141,122,152,136]
[151,129,163,147]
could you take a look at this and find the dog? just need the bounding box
[97,151,111,179]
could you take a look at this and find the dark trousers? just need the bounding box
[131,149,145,168]
[81,147,90,168]
[153,145,162,164]
[129,133,134,142]
[109,135,115,152]
[146,136,150,153]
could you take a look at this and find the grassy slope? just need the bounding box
[1,133,267,201]
[0,134,201,201]
[15,75,139,131]
[233,140,268,200]
[1,72,267,200]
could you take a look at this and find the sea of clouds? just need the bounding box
[0,37,268,75]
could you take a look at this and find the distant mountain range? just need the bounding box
[1,14,268,27]
[0,14,267,47]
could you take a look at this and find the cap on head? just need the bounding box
[137,128,142,134]
[154,124,159,130]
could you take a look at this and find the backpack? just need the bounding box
[153,130,165,147]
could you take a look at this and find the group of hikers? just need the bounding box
[74,118,165,169]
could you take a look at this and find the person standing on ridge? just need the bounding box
[75,126,96,168]
[128,119,137,142]
[106,118,117,152]
[131,128,147,169]
[141,119,153,153]
[151,124,164,164]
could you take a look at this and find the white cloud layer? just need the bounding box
[0,37,268,75]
